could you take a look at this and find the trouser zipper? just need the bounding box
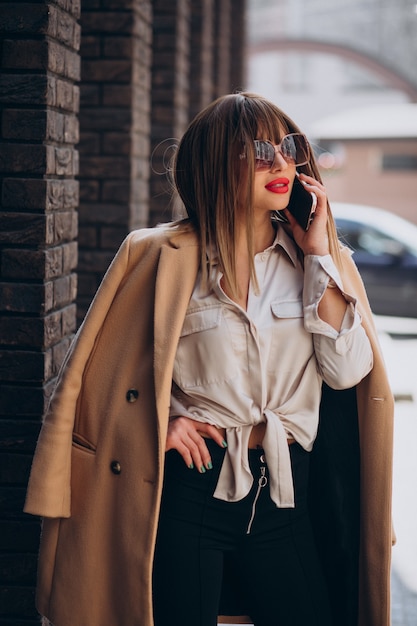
[246,455,268,534]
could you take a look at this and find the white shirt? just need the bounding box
[170,225,373,507]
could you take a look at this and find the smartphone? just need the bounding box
[279,173,317,231]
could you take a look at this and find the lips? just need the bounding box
[265,177,290,194]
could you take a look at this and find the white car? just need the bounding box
[331,203,417,318]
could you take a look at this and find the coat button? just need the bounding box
[110,460,121,475]
[126,388,139,403]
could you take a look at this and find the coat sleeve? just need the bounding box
[24,232,138,518]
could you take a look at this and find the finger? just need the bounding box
[184,435,210,473]
[298,173,326,192]
[197,423,228,449]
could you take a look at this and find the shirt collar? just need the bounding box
[207,223,299,268]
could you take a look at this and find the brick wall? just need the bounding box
[0,1,246,623]
[0,1,81,623]
[149,0,247,226]
[77,0,153,321]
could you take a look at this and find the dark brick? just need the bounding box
[80,83,101,106]
[0,74,48,106]
[79,155,131,178]
[102,180,130,203]
[79,179,100,202]
[2,39,49,70]
[0,520,41,552]
[2,109,48,142]
[0,350,51,383]
[81,12,134,35]
[78,132,101,155]
[81,35,101,58]
[1,249,50,280]
[0,311,62,349]
[0,144,47,175]
[103,36,133,58]
[0,453,32,485]
[102,131,131,154]
[77,249,116,273]
[77,225,98,248]
[78,202,129,225]
[2,179,48,211]
[0,384,47,417]
[0,213,51,246]
[0,283,53,314]
[0,585,38,619]
[1,179,77,213]
[82,59,132,82]
[79,107,131,130]
[100,226,128,249]
[102,84,132,106]
[0,554,37,585]
[0,4,49,35]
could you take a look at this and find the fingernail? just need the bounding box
[206,461,213,470]
[222,440,228,448]
[188,462,194,469]
[200,466,206,474]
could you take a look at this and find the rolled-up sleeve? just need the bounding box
[303,254,373,389]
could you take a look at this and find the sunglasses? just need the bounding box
[249,133,311,171]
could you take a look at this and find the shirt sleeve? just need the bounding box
[302,254,373,389]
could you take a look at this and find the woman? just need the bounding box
[24,93,394,626]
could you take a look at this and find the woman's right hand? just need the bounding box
[166,416,227,473]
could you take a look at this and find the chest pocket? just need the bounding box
[268,298,311,374]
[271,299,303,319]
[173,304,237,389]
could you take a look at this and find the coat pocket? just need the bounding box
[72,432,97,455]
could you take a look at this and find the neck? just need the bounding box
[236,214,276,257]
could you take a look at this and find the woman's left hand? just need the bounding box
[283,173,330,257]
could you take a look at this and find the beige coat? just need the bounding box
[24,225,394,626]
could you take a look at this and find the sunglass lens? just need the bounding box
[254,141,275,170]
[281,135,309,165]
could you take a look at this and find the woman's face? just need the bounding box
[252,131,297,218]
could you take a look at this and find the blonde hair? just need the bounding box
[173,92,341,298]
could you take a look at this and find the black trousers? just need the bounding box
[153,439,332,626]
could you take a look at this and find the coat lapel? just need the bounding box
[153,231,199,438]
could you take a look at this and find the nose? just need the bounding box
[270,149,288,171]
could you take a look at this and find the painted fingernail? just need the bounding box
[188,462,194,469]
[222,440,228,448]
[200,466,206,474]
[206,461,213,470]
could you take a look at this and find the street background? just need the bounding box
[246,3,417,622]
[377,317,417,625]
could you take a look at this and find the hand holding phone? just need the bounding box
[279,172,317,231]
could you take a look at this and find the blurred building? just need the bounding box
[311,103,417,223]
[247,0,417,220]
[0,2,246,624]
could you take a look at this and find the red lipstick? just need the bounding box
[265,177,290,194]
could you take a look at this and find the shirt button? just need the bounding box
[110,460,121,475]
[126,389,139,403]
[319,277,325,284]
